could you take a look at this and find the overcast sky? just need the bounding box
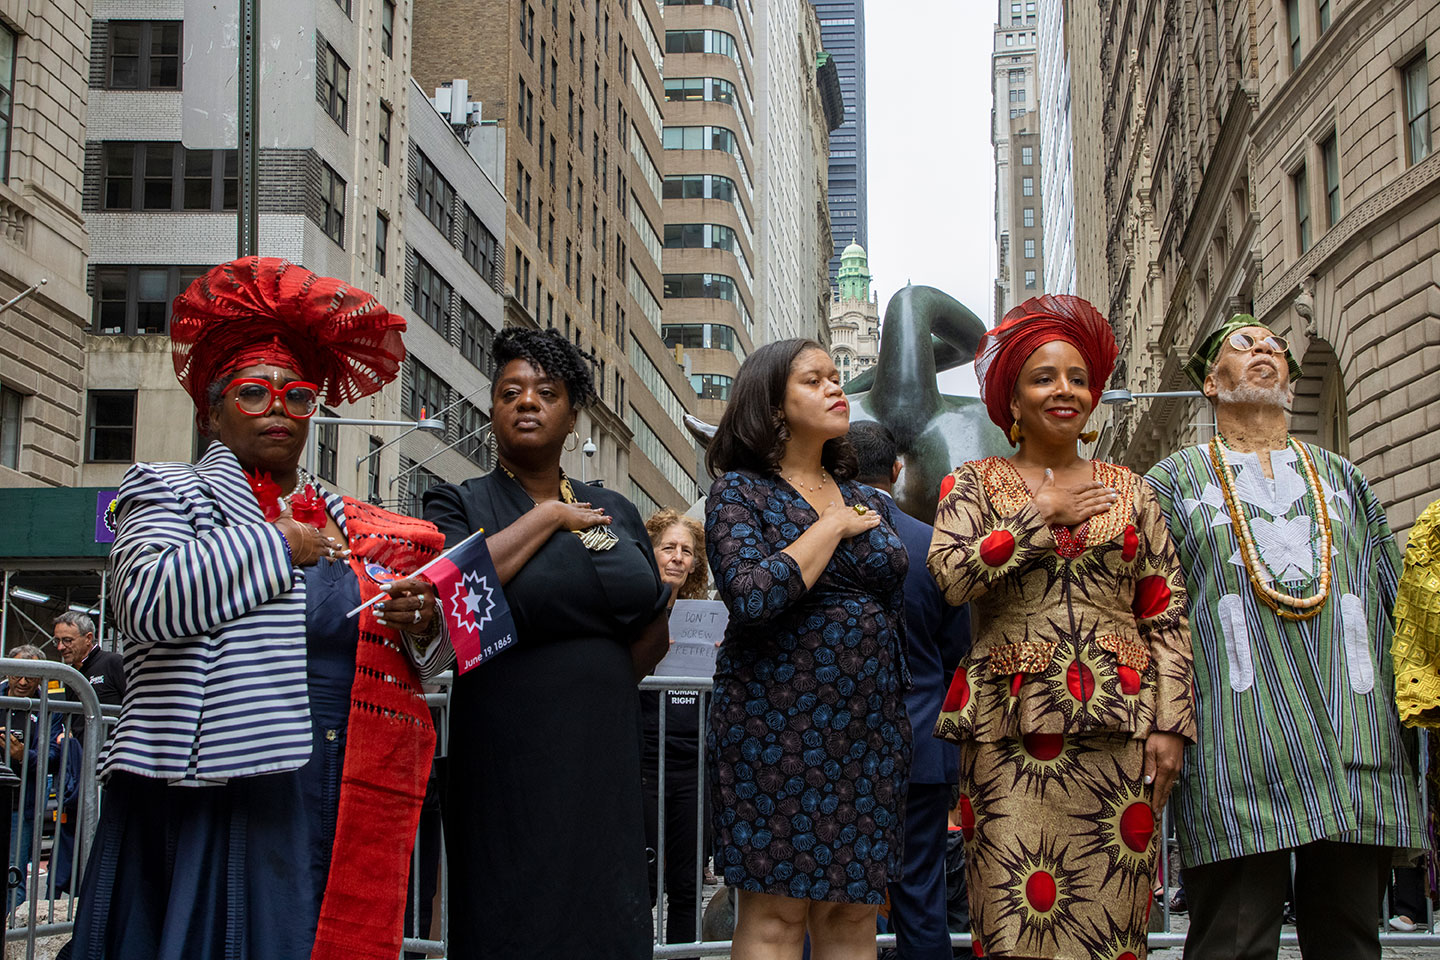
[865,1,995,396]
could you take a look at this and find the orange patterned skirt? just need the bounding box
[956,734,1156,959]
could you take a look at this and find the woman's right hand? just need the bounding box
[817,501,882,540]
[274,505,345,566]
[1032,469,1119,527]
[546,499,613,534]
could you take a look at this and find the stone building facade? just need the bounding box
[1080,0,1439,538]
[0,0,93,488]
[1250,0,1440,535]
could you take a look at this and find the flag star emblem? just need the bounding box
[450,571,496,632]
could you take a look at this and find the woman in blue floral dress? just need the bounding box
[704,338,912,958]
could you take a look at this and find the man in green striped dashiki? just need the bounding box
[1144,316,1424,960]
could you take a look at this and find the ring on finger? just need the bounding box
[412,609,421,624]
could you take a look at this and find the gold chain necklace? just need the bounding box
[497,463,619,552]
[1208,435,1332,620]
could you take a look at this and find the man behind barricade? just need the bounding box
[2,645,80,914]
[50,613,123,897]
[849,421,970,960]
[1143,315,1424,960]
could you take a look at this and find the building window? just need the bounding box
[315,408,338,483]
[1321,133,1340,228]
[366,436,382,503]
[1317,0,1330,32]
[381,0,395,56]
[1022,207,1035,228]
[459,302,495,377]
[662,322,744,359]
[1009,89,1025,103]
[690,373,733,401]
[416,151,456,238]
[1024,238,1036,258]
[457,402,492,468]
[379,103,392,166]
[107,20,181,90]
[1021,145,1033,165]
[318,42,349,130]
[316,162,346,246]
[406,360,447,421]
[410,253,452,334]
[102,142,237,211]
[1024,270,1036,289]
[462,206,499,285]
[1294,164,1312,253]
[1287,1,1302,70]
[1404,54,1432,166]
[92,265,206,334]
[374,211,388,275]
[0,385,20,469]
[1021,177,1034,196]
[86,391,137,463]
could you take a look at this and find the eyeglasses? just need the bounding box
[1228,332,1289,354]
[228,378,321,418]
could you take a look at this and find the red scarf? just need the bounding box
[310,499,444,960]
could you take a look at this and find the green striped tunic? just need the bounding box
[1145,442,1424,867]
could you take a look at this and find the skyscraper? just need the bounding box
[809,0,867,286]
[991,0,1043,318]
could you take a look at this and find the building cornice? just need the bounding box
[1255,150,1440,321]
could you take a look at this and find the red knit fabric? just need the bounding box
[974,294,1117,434]
[310,499,444,960]
[171,257,406,419]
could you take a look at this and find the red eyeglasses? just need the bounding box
[228,378,321,418]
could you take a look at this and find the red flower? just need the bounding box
[290,485,328,526]
[245,470,284,521]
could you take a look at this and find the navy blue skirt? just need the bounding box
[70,558,358,960]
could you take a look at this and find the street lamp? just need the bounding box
[302,415,444,476]
[1100,388,1206,404]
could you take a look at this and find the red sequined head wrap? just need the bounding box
[974,294,1118,433]
[171,257,407,419]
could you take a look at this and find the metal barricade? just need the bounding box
[402,684,452,959]
[0,658,106,960]
[637,678,1440,957]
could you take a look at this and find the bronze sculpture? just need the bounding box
[685,284,1010,525]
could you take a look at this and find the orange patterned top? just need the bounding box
[927,457,1196,744]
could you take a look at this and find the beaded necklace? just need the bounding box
[1207,435,1332,621]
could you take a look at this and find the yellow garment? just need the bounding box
[1393,498,1440,726]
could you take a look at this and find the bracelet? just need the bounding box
[275,523,295,567]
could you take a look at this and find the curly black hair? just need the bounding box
[492,327,596,408]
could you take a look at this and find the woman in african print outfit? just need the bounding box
[927,295,1196,960]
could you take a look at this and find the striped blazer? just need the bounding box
[104,442,449,785]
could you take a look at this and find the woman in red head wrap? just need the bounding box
[70,257,449,960]
[926,295,1196,959]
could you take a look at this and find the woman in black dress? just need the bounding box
[704,339,912,959]
[423,328,670,960]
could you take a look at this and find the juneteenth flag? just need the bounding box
[348,529,517,675]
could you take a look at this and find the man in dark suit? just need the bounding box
[50,611,125,894]
[850,421,971,960]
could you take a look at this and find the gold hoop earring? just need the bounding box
[1080,429,1099,444]
[565,431,580,452]
[1008,420,1022,445]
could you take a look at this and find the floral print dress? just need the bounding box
[704,470,911,904]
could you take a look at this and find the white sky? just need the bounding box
[865,0,996,397]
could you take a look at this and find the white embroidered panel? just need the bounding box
[1339,592,1375,695]
[1218,593,1255,693]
